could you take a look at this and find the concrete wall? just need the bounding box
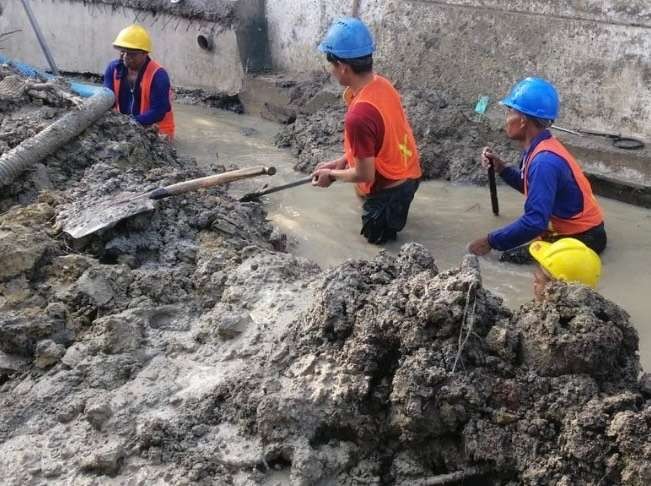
[0,0,244,93]
[265,0,651,139]
[1,0,650,138]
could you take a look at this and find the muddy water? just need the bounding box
[174,103,651,370]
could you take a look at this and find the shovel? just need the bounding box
[61,165,276,239]
[474,95,499,216]
[239,176,313,202]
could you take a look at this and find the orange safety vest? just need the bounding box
[113,59,175,139]
[523,137,603,235]
[343,75,421,195]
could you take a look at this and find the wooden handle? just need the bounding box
[488,165,499,216]
[150,166,276,199]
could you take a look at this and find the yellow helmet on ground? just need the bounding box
[113,24,152,53]
[528,238,602,288]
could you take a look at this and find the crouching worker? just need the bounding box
[311,18,422,244]
[529,238,601,303]
[104,24,175,140]
[468,77,606,263]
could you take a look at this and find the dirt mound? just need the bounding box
[275,80,520,183]
[234,246,646,485]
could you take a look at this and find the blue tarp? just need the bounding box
[0,53,107,98]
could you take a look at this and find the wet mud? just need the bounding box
[0,70,649,485]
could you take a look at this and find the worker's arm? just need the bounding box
[481,147,524,193]
[312,157,374,187]
[499,166,524,193]
[331,157,375,183]
[487,155,560,251]
[135,68,171,126]
[315,156,348,171]
[312,102,381,188]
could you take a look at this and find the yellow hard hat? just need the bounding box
[529,238,601,288]
[113,24,152,53]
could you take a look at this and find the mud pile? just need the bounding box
[276,80,520,183]
[0,68,297,485]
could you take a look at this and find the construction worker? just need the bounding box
[103,24,175,139]
[529,238,601,302]
[468,77,606,263]
[311,18,422,244]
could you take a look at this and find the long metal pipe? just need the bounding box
[352,0,362,17]
[20,0,59,75]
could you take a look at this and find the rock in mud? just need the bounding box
[84,397,113,430]
[640,373,651,397]
[34,340,66,368]
[516,283,639,386]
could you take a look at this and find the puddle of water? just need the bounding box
[174,103,651,371]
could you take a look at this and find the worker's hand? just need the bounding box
[312,168,335,188]
[468,236,492,256]
[481,147,506,174]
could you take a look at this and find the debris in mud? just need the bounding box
[276,78,520,183]
[174,87,244,113]
[81,0,237,23]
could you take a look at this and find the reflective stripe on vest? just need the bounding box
[112,59,175,138]
[523,137,603,235]
[343,75,421,195]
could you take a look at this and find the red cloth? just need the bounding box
[344,101,384,159]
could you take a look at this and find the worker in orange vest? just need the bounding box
[468,78,606,263]
[103,24,175,139]
[311,18,422,244]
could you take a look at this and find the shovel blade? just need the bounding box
[61,192,156,239]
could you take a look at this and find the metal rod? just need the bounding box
[239,177,313,202]
[551,124,581,136]
[488,164,499,216]
[20,0,59,75]
[352,0,362,17]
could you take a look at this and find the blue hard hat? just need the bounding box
[500,77,560,120]
[318,17,375,59]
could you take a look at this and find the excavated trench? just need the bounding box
[0,67,649,485]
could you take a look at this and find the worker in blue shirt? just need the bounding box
[103,24,175,139]
[468,78,606,263]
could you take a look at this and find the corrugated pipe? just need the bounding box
[0,54,115,187]
[0,88,114,187]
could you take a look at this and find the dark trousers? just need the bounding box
[361,179,419,244]
[500,222,608,264]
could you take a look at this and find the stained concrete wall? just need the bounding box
[1,0,650,138]
[265,0,651,139]
[0,0,244,93]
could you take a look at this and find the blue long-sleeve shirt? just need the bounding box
[103,58,171,126]
[488,130,584,251]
